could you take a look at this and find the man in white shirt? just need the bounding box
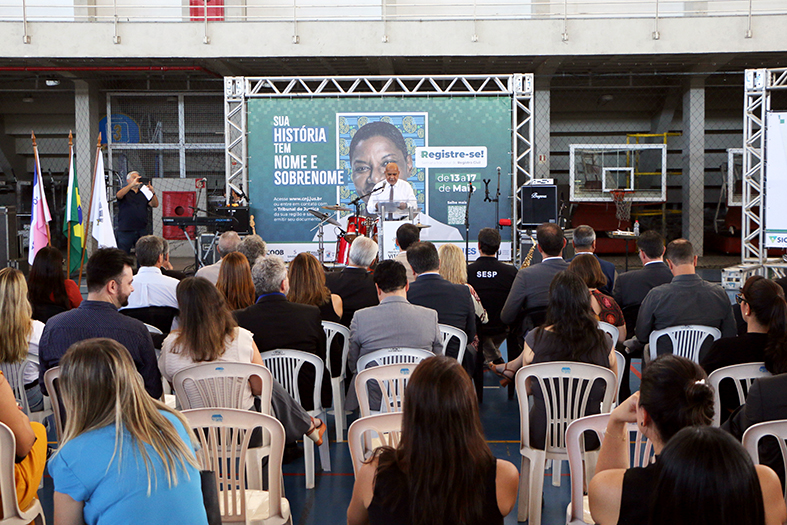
[123,235,179,311]
[366,163,417,220]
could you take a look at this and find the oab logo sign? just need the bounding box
[415,146,487,168]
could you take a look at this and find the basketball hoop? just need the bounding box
[610,189,634,223]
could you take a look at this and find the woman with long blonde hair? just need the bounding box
[49,338,209,525]
[216,251,256,311]
[0,267,45,411]
[287,252,343,322]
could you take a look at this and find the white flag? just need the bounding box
[90,149,117,248]
[28,145,52,265]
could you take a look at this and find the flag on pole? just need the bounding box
[28,133,52,265]
[90,147,117,248]
[63,133,83,274]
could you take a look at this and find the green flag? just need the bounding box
[63,139,83,275]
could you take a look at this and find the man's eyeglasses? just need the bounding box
[735,293,747,305]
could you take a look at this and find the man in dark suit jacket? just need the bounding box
[570,224,616,295]
[234,255,328,410]
[325,236,379,327]
[406,241,476,371]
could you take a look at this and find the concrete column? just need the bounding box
[534,78,551,180]
[681,77,705,255]
[74,80,102,256]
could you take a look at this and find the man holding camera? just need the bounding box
[116,171,159,255]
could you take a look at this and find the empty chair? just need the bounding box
[648,325,722,363]
[438,324,468,365]
[708,362,771,427]
[322,321,351,441]
[356,347,434,372]
[347,412,403,476]
[0,421,45,525]
[355,362,419,417]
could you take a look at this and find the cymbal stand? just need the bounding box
[310,217,332,265]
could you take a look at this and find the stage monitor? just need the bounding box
[519,185,557,228]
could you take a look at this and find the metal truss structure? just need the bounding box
[224,74,534,263]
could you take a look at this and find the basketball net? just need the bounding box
[610,190,633,224]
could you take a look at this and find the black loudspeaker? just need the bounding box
[0,207,18,267]
[519,185,558,227]
[200,234,219,265]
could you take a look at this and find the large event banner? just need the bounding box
[247,97,513,260]
[766,111,787,248]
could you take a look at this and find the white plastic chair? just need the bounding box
[322,321,351,441]
[182,408,292,525]
[597,321,619,347]
[515,361,617,525]
[355,363,419,417]
[173,362,273,490]
[708,362,771,427]
[0,421,45,525]
[0,356,52,425]
[614,350,625,404]
[43,366,63,443]
[143,322,164,335]
[438,324,468,364]
[648,325,722,363]
[347,412,403,477]
[356,348,434,372]
[260,349,331,489]
[742,419,787,503]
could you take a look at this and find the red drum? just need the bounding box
[347,216,368,238]
[335,216,378,264]
[335,236,350,265]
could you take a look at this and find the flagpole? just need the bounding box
[78,133,102,287]
[66,131,73,275]
[31,132,51,248]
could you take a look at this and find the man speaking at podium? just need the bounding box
[366,162,417,220]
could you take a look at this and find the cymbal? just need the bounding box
[414,223,431,229]
[322,204,352,212]
[308,209,341,228]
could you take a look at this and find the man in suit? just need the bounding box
[325,236,379,327]
[406,241,476,372]
[347,259,442,410]
[571,224,616,295]
[234,255,327,410]
[393,223,419,283]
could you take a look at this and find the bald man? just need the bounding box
[366,162,417,220]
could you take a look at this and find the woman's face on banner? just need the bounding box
[351,135,412,201]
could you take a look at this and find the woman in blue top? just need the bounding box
[49,338,208,525]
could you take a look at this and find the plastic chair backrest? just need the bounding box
[44,366,64,443]
[0,421,45,524]
[355,363,418,417]
[516,361,616,453]
[648,325,722,363]
[708,362,771,427]
[260,349,325,412]
[597,321,619,347]
[356,348,434,372]
[182,408,286,522]
[143,323,164,336]
[347,413,403,477]
[322,321,350,380]
[742,419,787,502]
[614,350,625,403]
[438,324,468,364]
[0,359,32,415]
[173,362,272,414]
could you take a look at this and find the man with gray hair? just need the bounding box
[237,234,267,267]
[234,255,328,411]
[326,236,380,327]
[195,230,241,285]
[123,235,179,311]
[571,224,616,295]
[116,171,158,254]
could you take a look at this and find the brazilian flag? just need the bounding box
[63,146,83,276]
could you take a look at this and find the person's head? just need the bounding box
[348,236,378,268]
[237,235,267,267]
[375,356,494,525]
[216,251,256,311]
[0,267,33,364]
[406,241,440,275]
[637,354,713,447]
[161,238,171,262]
[349,121,413,200]
[58,338,198,492]
[251,255,288,296]
[126,171,141,188]
[536,223,565,257]
[134,235,164,267]
[373,259,407,295]
[396,223,420,252]
[28,245,68,308]
[572,225,596,252]
[385,162,401,186]
[438,243,467,285]
[568,253,607,290]
[477,227,501,256]
[86,248,135,308]
[174,277,236,362]
[216,230,241,258]
[543,271,607,360]
[739,275,787,374]
[650,426,765,525]
[637,230,666,261]
[287,252,330,307]
[665,238,697,273]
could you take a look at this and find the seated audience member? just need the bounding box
[237,234,267,267]
[634,239,736,357]
[393,223,419,282]
[28,246,81,322]
[123,235,179,311]
[347,355,519,525]
[288,252,343,322]
[38,248,162,399]
[0,268,45,411]
[326,236,380,327]
[407,242,476,369]
[49,338,209,525]
[438,243,488,326]
[571,224,616,295]
[589,355,715,525]
[651,427,785,525]
[234,255,328,410]
[195,230,241,285]
[490,272,617,449]
[216,252,256,311]
[158,277,325,447]
[467,227,518,365]
[568,255,626,343]
[159,238,186,281]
